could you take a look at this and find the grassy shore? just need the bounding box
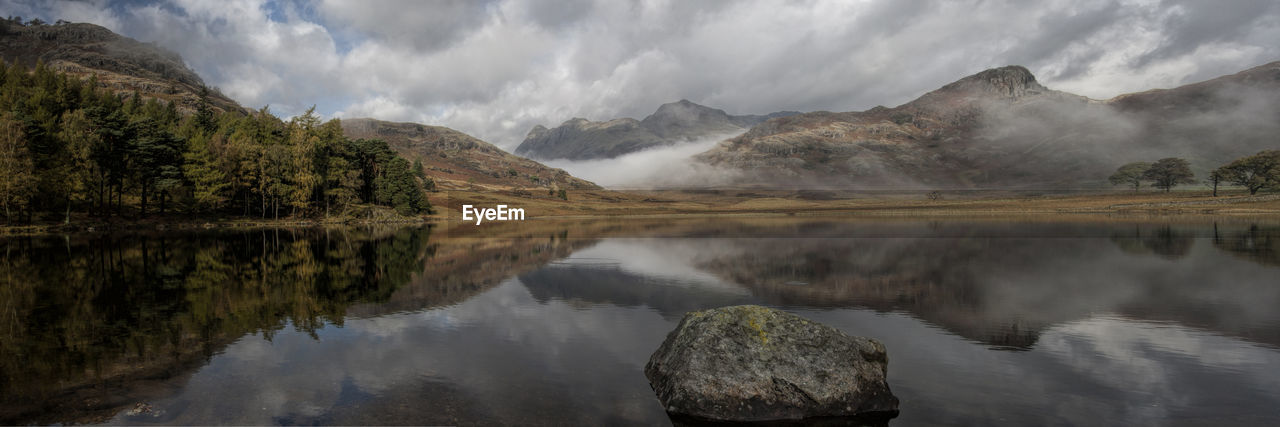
[434,188,1280,219]
[5,189,1279,236]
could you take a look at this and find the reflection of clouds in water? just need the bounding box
[1035,316,1280,423]
[1044,316,1280,392]
[354,310,462,338]
[128,279,678,425]
[805,309,1280,425]
[563,239,749,293]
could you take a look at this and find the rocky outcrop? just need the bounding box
[516,100,799,160]
[645,305,898,422]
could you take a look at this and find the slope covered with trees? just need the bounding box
[0,61,429,223]
[0,18,243,114]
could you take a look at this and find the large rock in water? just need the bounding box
[645,305,898,422]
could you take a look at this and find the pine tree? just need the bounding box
[0,112,35,221]
[56,109,99,220]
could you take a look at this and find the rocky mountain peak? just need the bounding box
[641,99,738,139]
[941,65,1045,99]
[526,124,549,137]
[649,99,727,117]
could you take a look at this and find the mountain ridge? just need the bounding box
[695,61,1280,189]
[341,118,600,191]
[515,99,800,160]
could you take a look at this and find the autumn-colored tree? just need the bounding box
[183,132,228,211]
[0,62,433,220]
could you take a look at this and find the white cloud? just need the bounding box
[6,0,1278,150]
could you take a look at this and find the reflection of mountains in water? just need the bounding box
[518,262,752,318]
[685,221,1280,351]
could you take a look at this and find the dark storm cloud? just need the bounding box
[2,0,1277,149]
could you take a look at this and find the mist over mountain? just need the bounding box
[516,100,798,161]
[5,16,1277,193]
[696,62,1280,190]
[0,19,242,114]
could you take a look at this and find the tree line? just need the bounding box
[1109,151,1280,196]
[0,61,430,223]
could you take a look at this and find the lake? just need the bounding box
[2,217,1279,425]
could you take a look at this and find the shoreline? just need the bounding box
[5,191,1280,236]
[0,216,434,237]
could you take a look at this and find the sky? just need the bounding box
[4,0,1279,150]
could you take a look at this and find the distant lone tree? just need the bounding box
[1142,157,1195,192]
[1206,168,1226,197]
[1218,150,1280,195]
[1109,162,1150,191]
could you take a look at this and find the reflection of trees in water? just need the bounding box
[0,227,434,425]
[1212,224,1280,267]
[347,229,597,317]
[1109,225,1195,260]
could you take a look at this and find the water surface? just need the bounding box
[2,218,1279,425]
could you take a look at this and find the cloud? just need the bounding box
[5,0,1279,151]
[538,132,743,188]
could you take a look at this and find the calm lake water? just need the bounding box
[2,217,1279,425]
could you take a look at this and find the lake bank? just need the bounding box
[4,190,1279,236]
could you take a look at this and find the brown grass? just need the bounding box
[432,188,1280,221]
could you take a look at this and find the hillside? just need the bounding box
[341,118,600,192]
[0,18,605,223]
[697,62,1280,189]
[0,19,243,114]
[516,99,798,160]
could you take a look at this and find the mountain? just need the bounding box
[341,118,600,191]
[0,19,243,114]
[696,62,1280,189]
[516,99,799,160]
[1,19,600,195]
